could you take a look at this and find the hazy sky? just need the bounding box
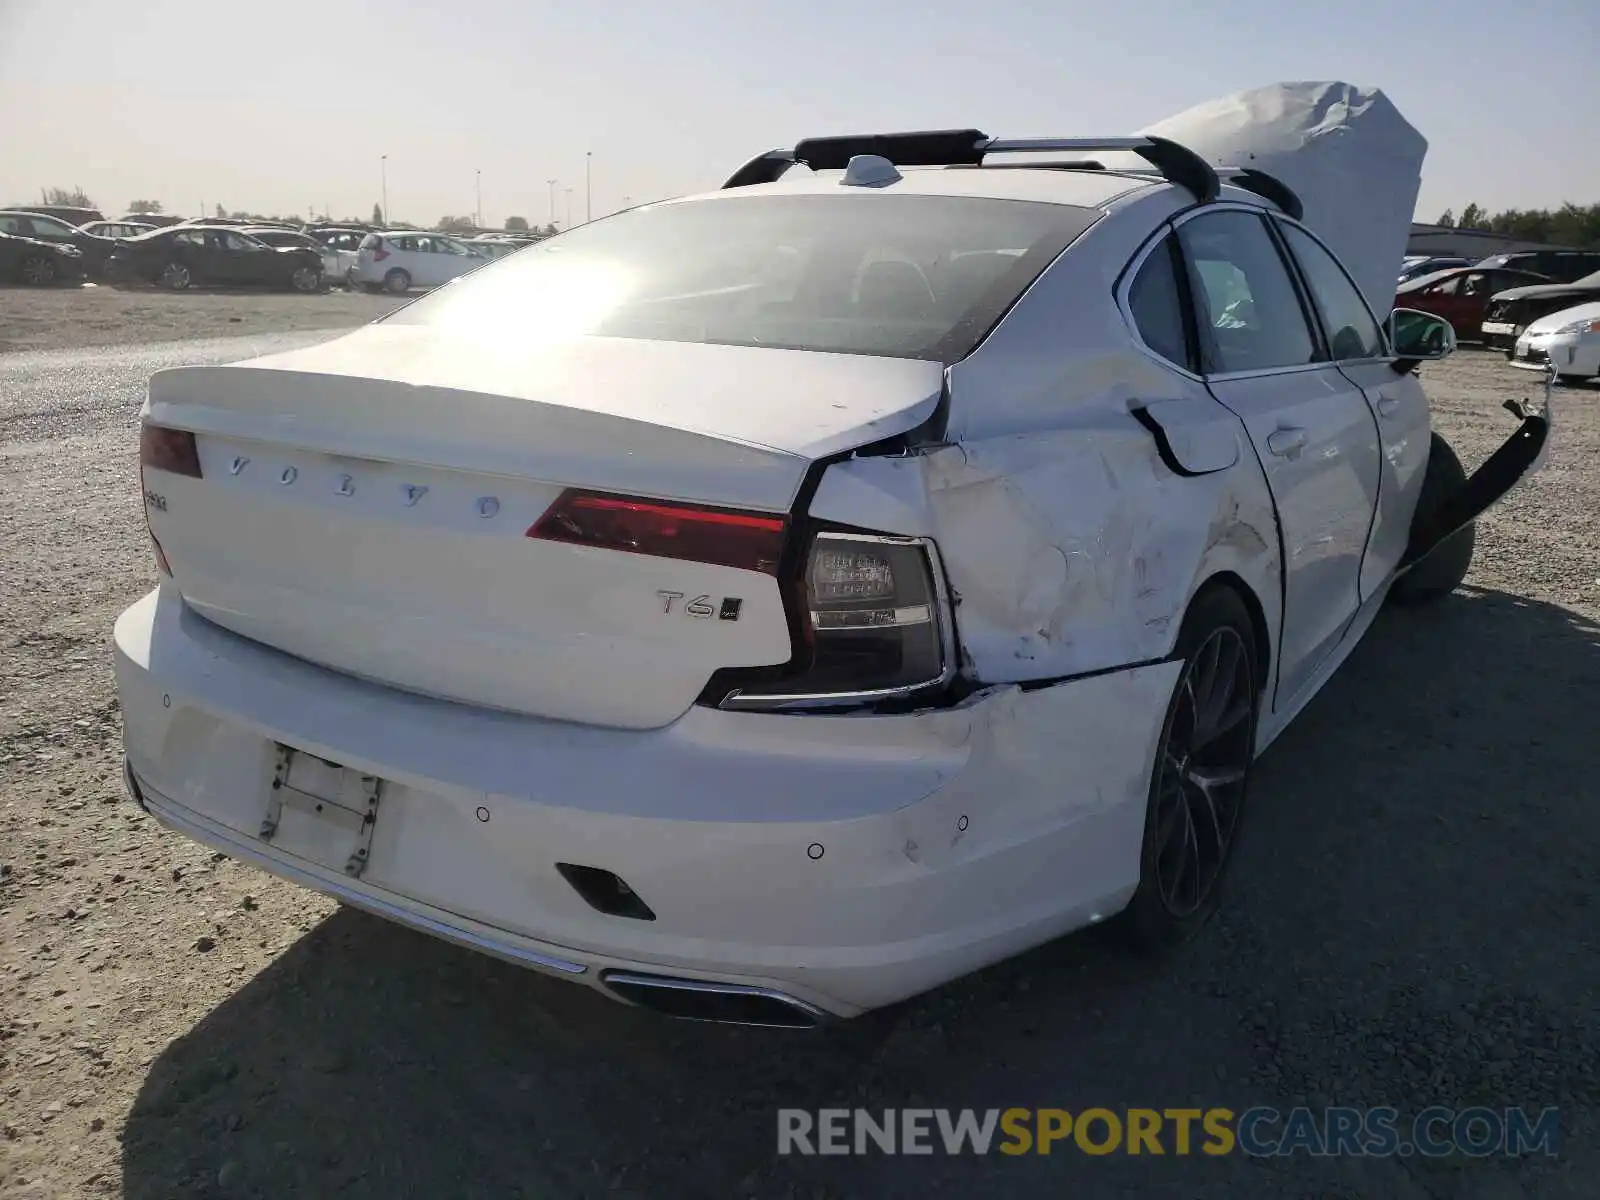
[2,0,1594,227]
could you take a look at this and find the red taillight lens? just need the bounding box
[373,244,390,261]
[139,423,202,477]
[528,490,786,574]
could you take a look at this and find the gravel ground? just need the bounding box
[0,285,405,355]
[1,326,1596,1198]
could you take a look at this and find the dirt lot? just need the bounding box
[1,296,1597,1199]
[0,285,405,355]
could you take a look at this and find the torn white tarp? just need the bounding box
[1139,81,1426,319]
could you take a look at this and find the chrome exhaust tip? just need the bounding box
[600,971,825,1029]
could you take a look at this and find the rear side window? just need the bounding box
[1278,222,1385,360]
[1127,235,1193,371]
[360,233,381,250]
[1178,211,1317,374]
[385,194,1100,361]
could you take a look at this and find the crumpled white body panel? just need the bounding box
[1140,80,1426,319]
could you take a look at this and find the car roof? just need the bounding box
[671,164,1165,210]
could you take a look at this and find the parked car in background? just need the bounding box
[1475,249,1600,283]
[83,220,156,240]
[1392,265,1550,340]
[106,225,322,292]
[306,227,367,286]
[1397,255,1470,284]
[351,230,485,293]
[0,209,119,277]
[4,203,104,227]
[121,212,184,228]
[1480,270,1600,351]
[465,236,525,260]
[1509,300,1600,382]
[242,227,322,251]
[0,229,86,286]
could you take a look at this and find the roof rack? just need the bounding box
[722,130,1221,205]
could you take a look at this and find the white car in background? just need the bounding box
[466,236,527,261]
[116,83,1549,1027]
[1510,300,1600,383]
[351,230,485,293]
[82,219,156,240]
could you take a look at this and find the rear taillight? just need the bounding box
[139,422,199,578]
[373,243,390,261]
[139,422,202,477]
[718,531,952,710]
[527,490,786,574]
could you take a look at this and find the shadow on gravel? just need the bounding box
[120,588,1599,1200]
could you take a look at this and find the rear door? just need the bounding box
[1177,208,1381,708]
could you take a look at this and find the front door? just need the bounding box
[1271,220,1433,600]
[1177,209,1382,708]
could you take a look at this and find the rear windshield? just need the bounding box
[385,194,1100,361]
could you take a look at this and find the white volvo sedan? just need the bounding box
[115,107,1549,1026]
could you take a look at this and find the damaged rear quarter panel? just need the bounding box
[808,193,1282,684]
[813,421,1279,682]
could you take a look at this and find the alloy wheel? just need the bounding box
[161,263,191,290]
[1149,627,1254,918]
[291,267,319,293]
[21,256,56,286]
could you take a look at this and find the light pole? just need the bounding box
[585,151,592,223]
[475,169,482,228]
[380,155,388,225]
[547,178,558,227]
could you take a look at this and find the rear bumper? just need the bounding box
[114,586,1177,1016]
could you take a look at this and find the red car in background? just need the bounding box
[1394,266,1549,341]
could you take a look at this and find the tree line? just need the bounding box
[1432,202,1600,248]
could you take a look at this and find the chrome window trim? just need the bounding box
[1114,200,1400,380]
[720,531,957,711]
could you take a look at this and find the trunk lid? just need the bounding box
[143,326,943,729]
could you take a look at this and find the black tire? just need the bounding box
[290,265,322,294]
[383,268,411,294]
[1558,373,1592,387]
[19,254,57,286]
[1388,432,1474,606]
[160,261,192,291]
[1119,585,1260,952]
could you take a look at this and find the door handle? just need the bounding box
[1266,428,1307,458]
[1376,395,1401,418]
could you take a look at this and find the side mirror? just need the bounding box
[1388,307,1456,372]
